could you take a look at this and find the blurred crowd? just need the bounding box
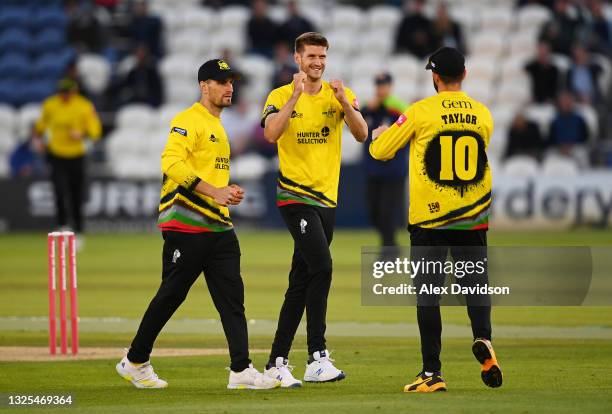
[0,0,611,179]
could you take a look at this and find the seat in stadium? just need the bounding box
[350,78,375,106]
[0,104,16,135]
[496,81,530,108]
[541,154,579,176]
[301,8,326,31]
[20,79,56,104]
[0,8,31,31]
[341,126,363,165]
[349,57,385,85]
[331,5,364,32]
[31,53,66,79]
[575,104,599,141]
[159,9,186,36]
[323,30,355,56]
[466,55,498,84]
[508,31,538,60]
[500,56,530,85]
[32,7,67,30]
[0,79,21,106]
[219,6,250,32]
[164,80,198,106]
[367,5,402,33]
[268,4,287,24]
[448,6,479,33]
[551,53,571,76]
[32,28,66,54]
[591,53,611,95]
[388,54,420,84]
[490,104,518,132]
[517,5,552,32]
[17,103,41,137]
[156,103,185,131]
[160,54,198,83]
[182,7,215,32]
[357,29,394,57]
[321,53,350,82]
[236,54,273,83]
[0,29,33,54]
[463,80,494,105]
[77,54,111,95]
[479,7,513,33]
[231,153,268,180]
[523,103,555,137]
[0,53,31,78]
[116,104,155,131]
[167,29,211,57]
[503,155,539,176]
[467,32,505,58]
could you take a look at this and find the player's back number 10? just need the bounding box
[439,135,478,181]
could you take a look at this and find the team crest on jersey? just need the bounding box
[209,134,217,142]
[172,127,187,136]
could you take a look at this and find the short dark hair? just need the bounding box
[295,32,329,54]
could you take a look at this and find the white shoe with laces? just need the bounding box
[116,356,168,389]
[303,349,346,383]
[227,364,281,389]
[263,357,302,388]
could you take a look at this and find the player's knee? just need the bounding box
[309,257,332,277]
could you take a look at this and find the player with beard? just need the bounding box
[116,59,280,391]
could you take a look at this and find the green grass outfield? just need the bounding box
[0,230,611,413]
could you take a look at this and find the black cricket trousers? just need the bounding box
[365,177,406,246]
[128,230,251,372]
[269,204,335,361]
[409,226,492,373]
[47,153,85,232]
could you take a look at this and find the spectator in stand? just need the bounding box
[247,0,279,58]
[539,0,588,56]
[9,126,46,179]
[117,44,164,107]
[271,42,297,89]
[587,0,611,54]
[566,43,603,104]
[505,112,545,161]
[130,0,164,58]
[547,90,590,167]
[432,3,465,53]
[65,0,106,53]
[524,41,561,103]
[394,0,436,59]
[277,0,316,49]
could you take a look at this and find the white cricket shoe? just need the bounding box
[263,357,302,388]
[227,364,281,389]
[116,356,168,389]
[303,350,346,383]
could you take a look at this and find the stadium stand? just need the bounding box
[0,0,610,179]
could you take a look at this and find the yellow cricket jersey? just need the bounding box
[157,102,233,233]
[35,94,102,158]
[261,81,359,208]
[370,91,493,230]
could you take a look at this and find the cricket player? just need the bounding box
[116,59,280,390]
[260,32,368,387]
[33,78,102,242]
[370,47,502,392]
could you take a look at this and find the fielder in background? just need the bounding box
[116,59,280,391]
[33,78,102,244]
[370,47,502,392]
[361,72,409,251]
[261,32,368,387]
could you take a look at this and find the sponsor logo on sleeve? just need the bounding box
[171,127,187,137]
[395,114,407,126]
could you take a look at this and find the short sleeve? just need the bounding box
[260,88,287,127]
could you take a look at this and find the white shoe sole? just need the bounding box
[227,382,281,390]
[281,381,302,388]
[116,363,167,389]
[303,372,346,383]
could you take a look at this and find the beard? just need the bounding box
[215,96,232,107]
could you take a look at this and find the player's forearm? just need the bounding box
[162,156,201,191]
[342,103,368,142]
[263,96,299,143]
